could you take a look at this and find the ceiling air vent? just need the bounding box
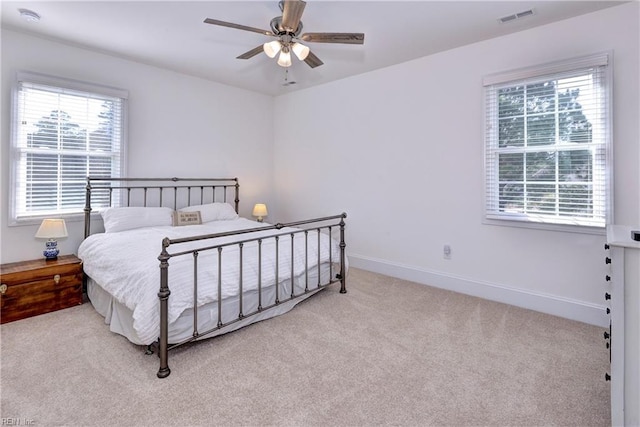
[499,9,535,23]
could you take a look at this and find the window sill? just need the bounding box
[483,217,606,235]
[9,212,87,228]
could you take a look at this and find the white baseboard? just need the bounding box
[348,253,609,328]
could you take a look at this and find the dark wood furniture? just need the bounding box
[0,254,83,324]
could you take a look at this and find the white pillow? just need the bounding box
[101,207,174,233]
[179,203,238,223]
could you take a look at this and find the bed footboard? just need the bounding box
[156,213,347,378]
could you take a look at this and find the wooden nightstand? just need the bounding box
[0,254,83,324]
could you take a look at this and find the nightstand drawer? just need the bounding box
[1,263,81,286]
[1,255,83,324]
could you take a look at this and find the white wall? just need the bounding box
[1,4,638,326]
[0,29,275,264]
[273,3,640,326]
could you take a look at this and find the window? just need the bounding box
[484,53,611,230]
[10,72,127,224]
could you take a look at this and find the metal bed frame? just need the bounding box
[83,177,347,378]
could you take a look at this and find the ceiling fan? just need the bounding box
[204,0,365,68]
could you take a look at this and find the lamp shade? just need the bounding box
[277,49,292,67]
[35,219,68,239]
[291,42,310,61]
[263,40,282,58]
[252,204,268,217]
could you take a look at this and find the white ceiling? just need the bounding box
[1,1,625,96]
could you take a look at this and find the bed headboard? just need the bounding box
[83,177,239,238]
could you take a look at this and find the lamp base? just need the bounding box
[43,240,59,260]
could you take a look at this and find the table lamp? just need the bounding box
[35,219,68,259]
[252,204,268,222]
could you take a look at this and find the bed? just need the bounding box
[78,177,347,378]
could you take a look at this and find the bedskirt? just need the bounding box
[86,260,342,345]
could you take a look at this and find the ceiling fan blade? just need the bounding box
[237,45,264,60]
[304,51,323,68]
[204,18,274,37]
[300,32,365,45]
[282,0,306,33]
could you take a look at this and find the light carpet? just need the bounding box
[0,268,610,426]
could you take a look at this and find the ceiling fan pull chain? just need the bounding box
[283,68,297,86]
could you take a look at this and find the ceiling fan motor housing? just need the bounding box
[270,16,303,36]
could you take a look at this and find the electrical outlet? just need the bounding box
[443,244,451,259]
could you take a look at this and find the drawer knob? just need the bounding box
[605,373,611,381]
[54,274,60,284]
[605,257,611,264]
[605,292,611,300]
[0,283,6,294]
[605,275,611,281]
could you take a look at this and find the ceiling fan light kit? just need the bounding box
[263,40,282,58]
[291,42,309,61]
[277,48,292,67]
[263,39,308,67]
[204,0,364,70]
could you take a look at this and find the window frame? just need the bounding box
[9,71,128,226]
[482,52,613,235]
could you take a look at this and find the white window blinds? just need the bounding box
[483,53,611,229]
[11,72,127,222]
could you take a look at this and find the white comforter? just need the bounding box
[78,218,340,344]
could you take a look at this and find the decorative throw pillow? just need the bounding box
[172,210,202,226]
